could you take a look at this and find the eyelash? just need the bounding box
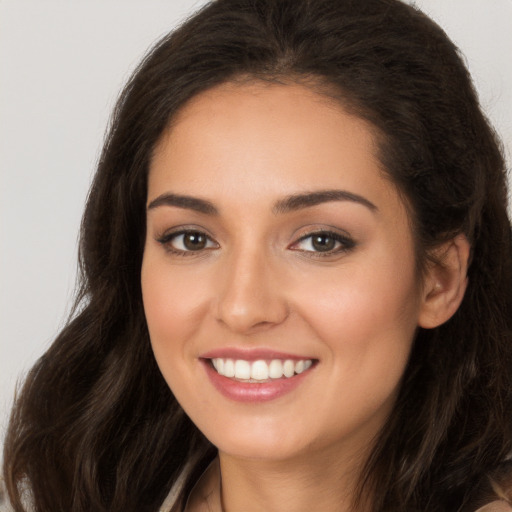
[156,229,356,257]
[156,229,218,256]
[290,230,356,257]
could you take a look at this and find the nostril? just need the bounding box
[215,293,289,333]
[213,259,290,332]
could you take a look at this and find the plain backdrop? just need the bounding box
[1,0,511,448]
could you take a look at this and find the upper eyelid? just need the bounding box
[292,226,354,243]
[296,230,352,241]
[156,229,219,256]
[156,225,216,241]
[160,230,217,242]
[155,228,218,249]
[292,231,354,246]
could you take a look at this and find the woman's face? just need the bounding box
[142,82,424,464]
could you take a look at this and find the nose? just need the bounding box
[214,246,289,334]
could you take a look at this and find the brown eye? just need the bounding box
[291,230,356,255]
[157,230,218,254]
[182,232,208,250]
[311,234,337,252]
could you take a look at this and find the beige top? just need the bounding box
[1,465,510,511]
[0,470,510,512]
[476,503,512,512]
[159,459,512,512]
[160,458,221,512]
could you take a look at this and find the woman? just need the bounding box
[3,0,512,510]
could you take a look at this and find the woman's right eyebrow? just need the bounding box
[147,193,218,215]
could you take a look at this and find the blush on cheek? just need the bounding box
[302,276,417,359]
[143,263,206,338]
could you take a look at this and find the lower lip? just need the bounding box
[202,360,314,403]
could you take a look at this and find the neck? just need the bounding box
[218,445,372,512]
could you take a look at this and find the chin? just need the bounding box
[202,421,309,461]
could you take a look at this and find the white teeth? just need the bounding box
[234,360,251,379]
[251,360,269,380]
[283,359,295,378]
[224,359,235,378]
[268,359,283,379]
[210,357,314,381]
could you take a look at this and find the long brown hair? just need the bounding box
[4,0,512,510]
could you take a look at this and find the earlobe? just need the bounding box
[418,234,471,329]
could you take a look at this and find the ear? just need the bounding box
[418,234,471,329]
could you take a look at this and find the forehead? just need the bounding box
[155,81,378,156]
[148,81,398,213]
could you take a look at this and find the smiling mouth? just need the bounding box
[209,358,314,382]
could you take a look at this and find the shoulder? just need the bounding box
[474,501,512,512]
[472,468,512,512]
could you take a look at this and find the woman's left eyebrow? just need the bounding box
[272,189,378,214]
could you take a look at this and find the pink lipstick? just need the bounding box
[200,349,316,402]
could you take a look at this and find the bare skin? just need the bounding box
[142,81,469,512]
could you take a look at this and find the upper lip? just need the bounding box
[200,348,315,361]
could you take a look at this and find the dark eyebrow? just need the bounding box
[147,193,218,215]
[272,189,378,214]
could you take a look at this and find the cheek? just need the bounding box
[295,263,419,435]
[141,257,215,414]
[141,258,208,364]
[292,251,420,378]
